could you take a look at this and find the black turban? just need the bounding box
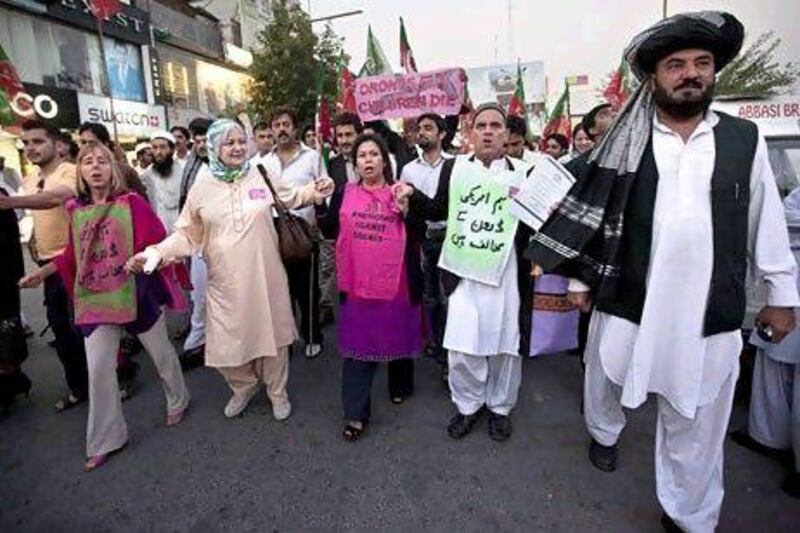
[626,11,744,80]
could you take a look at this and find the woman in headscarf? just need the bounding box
[316,133,426,441]
[129,119,334,421]
[19,143,190,471]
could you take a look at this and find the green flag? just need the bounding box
[358,26,393,77]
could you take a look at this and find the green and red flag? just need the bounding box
[540,85,571,146]
[602,57,634,110]
[314,67,332,166]
[358,26,393,77]
[399,17,417,74]
[88,0,123,19]
[336,52,357,114]
[0,44,24,126]
[508,63,526,117]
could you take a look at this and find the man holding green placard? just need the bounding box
[394,102,534,442]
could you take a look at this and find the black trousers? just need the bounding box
[421,234,447,362]
[43,273,88,398]
[342,358,414,423]
[285,246,322,344]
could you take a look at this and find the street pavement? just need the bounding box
[1,278,799,532]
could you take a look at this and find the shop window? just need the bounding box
[0,7,145,102]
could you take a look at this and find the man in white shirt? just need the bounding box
[527,12,798,532]
[505,115,537,165]
[249,121,274,169]
[263,108,327,358]
[141,131,185,233]
[395,103,535,443]
[170,126,191,164]
[399,113,453,381]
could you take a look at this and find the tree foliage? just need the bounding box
[247,2,347,126]
[716,32,799,99]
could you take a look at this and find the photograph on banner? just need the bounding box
[354,68,467,121]
[465,61,545,109]
[439,158,522,286]
[509,155,575,231]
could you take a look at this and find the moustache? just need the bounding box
[676,80,703,90]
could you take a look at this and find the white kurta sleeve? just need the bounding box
[269,164,317,210]
[568,278,591,292]
[747,136,800,308]
[149,187,204,262]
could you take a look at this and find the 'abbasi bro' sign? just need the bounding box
[438,158,523,287]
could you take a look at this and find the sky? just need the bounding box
[306,0,800,104]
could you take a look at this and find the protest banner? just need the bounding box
[354,68,467,121]
[439,159,521,286]
[72,202,137,325]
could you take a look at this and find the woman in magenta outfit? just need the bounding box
[316,133,427,441]
[21,144,190,471]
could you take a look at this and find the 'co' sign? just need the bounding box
[10,92,59,120]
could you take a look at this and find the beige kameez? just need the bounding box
[149,166,316,374]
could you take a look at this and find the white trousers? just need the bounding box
[749,351,800,470]
[216,347,290,406]
[584,344,738,533]
[85,314,190,457]
[448,351,521,416]
[184,254,207,351]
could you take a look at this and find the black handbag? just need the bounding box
[256,164,317,262]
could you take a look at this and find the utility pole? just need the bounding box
[507,0,514,63]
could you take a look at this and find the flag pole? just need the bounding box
[95,14,119,144]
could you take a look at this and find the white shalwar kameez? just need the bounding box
[577,111,800,533]
[444,158,522,417]
[747,187,800,472]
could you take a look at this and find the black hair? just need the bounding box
[188,117,212,137]
[78,122,112,147]
[583,103,612,137]
[544,133,570,152]
[170,126,190,140]
[302,124,316,138]
[21,119,62,142]
[332,112,364,135]
[253,121,271,133]
[416,113,447,134]
[60,132,80,159]
[351,133,394,184]
[572,121,587,139]
[270,107,298,128]
[506,114,528,137]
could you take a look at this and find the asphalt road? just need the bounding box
[1,279,798,532]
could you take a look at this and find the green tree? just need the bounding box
[248,2,347,126]
[716,32,799,99]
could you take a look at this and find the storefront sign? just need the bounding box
[46,0,151,45]
[78,93,166,137]
[713,96,800,137]
[354,68,467,121]
[10,83,80,129]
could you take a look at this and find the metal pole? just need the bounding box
[310,10,363,24]
[662,0,668,19]
[95,16,119,144]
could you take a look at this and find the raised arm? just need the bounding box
[148,188,205,263]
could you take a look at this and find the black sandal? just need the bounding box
[54,394,85,413]
[342,422,366,442]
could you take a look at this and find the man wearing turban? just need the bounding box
[526,12,799,532]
